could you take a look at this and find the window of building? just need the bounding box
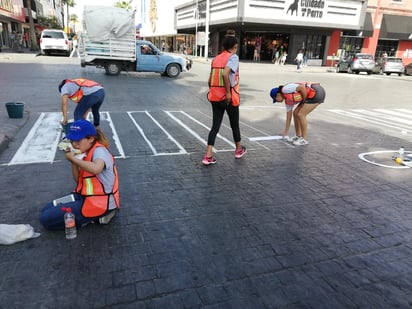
[375,39,399,58]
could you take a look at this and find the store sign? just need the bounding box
[286,0,325,18]
[300,0,325,18]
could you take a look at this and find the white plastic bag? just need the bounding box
[0,224,41,245]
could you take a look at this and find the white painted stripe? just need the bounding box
[145,111,187,156]
[9,112,61,165]
[128,111,187,156]
[329,109,410,131]
[165,111,207,146]
[128,111,158,155]
[249,135,287,141]
[102,112,126,159]
[182,110,235,148]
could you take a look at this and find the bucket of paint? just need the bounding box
[5,102,24,119]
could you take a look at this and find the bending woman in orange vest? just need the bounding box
[270,82,326,146]
[203,35,246,165]
[58,78,105,127]
[39,120,120,230]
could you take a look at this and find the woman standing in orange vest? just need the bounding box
[58,78,105,127]
[39,120,120,230]
[203,35,246,165]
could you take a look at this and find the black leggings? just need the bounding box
[207,101,241,146]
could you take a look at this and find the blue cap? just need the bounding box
[66,120,96,141]
[270,87,279,103]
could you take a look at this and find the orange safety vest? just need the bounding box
[282,82,318,106]
[75,142,120,218]
[64,78,101,103]
[207,50,240,106]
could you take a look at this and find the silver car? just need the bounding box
[336,53,375,75]
[381,57,404,76]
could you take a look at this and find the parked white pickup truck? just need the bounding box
[79,6,192,77]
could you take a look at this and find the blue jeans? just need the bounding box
[74,89,105,126]
[39,193,94,230]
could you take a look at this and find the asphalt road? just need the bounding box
[1,53,412,308]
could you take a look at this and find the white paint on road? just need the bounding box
[9,112,61,165]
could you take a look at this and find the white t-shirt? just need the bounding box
[93,146,117,210]
[61,82,103,98]
[226,53,239,87]
[282,83,299,112]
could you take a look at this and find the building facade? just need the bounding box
[0,0,64,51]
[174,0,411,65]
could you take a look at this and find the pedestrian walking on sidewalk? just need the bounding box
[58,78,105,127]
[203,35,246,165]
[69,35,79,58]
[295,49,304,72]
[270,82,326,145]
[39,120,120,230]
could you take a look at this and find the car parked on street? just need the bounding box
[40,29,72,56]
[405,63,412,76]
[336,53,375,75]
[373,57,404,76]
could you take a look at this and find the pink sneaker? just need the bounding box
[235,146,247,159]
[202,155,217,166]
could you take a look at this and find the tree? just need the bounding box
[62,0,76,33]
[70,14,79,34]
[38,16,63,30]
[114,0,133,9]
[25,0,39,51]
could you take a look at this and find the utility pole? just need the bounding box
[205,0,209,60]
[195,0,198,57]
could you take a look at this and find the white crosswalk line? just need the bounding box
[329,108,412,132]
[9,112,61,165]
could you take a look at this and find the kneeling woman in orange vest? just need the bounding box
[59,78,105,127]
[39,120,120,230]
[203,35,246,165]
[270,82,326,146]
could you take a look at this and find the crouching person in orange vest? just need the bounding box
[39,120,120,230]
[59,78,105,127]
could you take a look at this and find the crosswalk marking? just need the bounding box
[5,108,412,166]
[9,112,61,165]
[129,111,187,156]
[329,109,412,132]
[104,112,126,159]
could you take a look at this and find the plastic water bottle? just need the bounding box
[399,146,405,160]
[63,207,77,240]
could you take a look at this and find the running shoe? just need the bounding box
[235,146,247,159]
[287,136,300,143]
[99,210,117,224]
[293,137,309,146]
[202,155,217,165]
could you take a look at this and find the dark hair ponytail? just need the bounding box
[222,36,238,51]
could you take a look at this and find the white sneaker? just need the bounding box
[99,210,117,224]
[293,137,309,145]
[287,136,300,143]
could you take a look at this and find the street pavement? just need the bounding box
[1,50,412,309]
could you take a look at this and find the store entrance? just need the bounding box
[240,32,289,61]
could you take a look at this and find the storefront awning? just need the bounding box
[380,14,412,40]
[360,12,373,37]
[341,12,373,37]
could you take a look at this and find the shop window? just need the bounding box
[338,36,363,59]
[304,34,325,60]
[375,39,399,58]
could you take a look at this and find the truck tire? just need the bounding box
[105,62,121,75]
[166,63,181,78]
